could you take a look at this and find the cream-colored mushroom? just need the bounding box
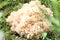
[6,0,53,39]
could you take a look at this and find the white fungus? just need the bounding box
[6,0,53,39]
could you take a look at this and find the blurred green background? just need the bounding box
[0,0,60,40]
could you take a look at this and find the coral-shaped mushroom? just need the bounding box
[6,0,53,39]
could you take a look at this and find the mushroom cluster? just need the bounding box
[6,0,53,39]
